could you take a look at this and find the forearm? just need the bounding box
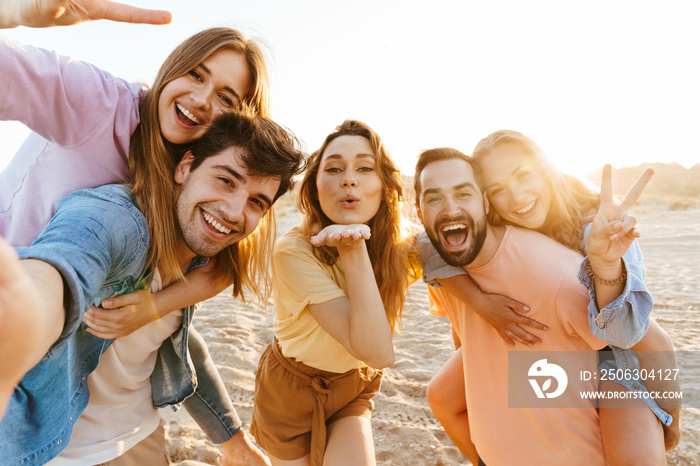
[587,256,626,310]
[437,275,483,308]
[580,255,654,348]
[1,260,65,389]
[340,244,394,368]
[155,263,230,318]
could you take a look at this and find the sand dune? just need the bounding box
[163,202,700,465]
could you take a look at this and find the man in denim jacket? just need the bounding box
[0,112,305,465]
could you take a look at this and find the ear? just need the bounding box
[174,151,195,185]
[483,193,490,215]
[415,202,423,224]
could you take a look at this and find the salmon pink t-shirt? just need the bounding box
[428,226,608,465]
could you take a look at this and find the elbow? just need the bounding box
[365,350,395,369]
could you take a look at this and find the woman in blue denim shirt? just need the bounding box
[422,130,679,464]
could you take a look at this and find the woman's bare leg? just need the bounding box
[324,416,375,466]
[631,319,681,450]
[599,380,666,465]
[426,349,479,464]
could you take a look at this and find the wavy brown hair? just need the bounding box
[298,120,419,332]
[471,130,599,254]
[127,27,271,286]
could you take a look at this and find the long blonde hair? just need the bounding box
[128,27,271,285]
[471,130,599,254]
[298,120,419,332]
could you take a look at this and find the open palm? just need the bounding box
[6,0,171,28]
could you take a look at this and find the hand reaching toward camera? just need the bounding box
[1,0,171,29]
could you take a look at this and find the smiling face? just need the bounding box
[416,158,490,268]
[158,48,252,145]
[479,144,553,230]
[174,147,280,259]
[315,135,383,225]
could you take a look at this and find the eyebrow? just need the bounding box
[422,182,477,197]
[198,63,241,102]
[212,165,274,208]
[322,153,375,162]
[484,163,529,191]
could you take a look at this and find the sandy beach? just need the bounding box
[163,201,700,465]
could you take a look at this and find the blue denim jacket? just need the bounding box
[419,226,671,425]
[0,185,241,465]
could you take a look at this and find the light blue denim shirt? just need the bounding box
[418,226,671,425]
[0,185,241,465]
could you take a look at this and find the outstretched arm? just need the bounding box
[0,238,64,418]
[83,259,230,339]
[0,0,171,29]
[308,224,395,369]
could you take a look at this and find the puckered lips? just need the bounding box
[339,194,360,209]
[439,222,470,251]
[200,208,237,238]
[175,102,202,128]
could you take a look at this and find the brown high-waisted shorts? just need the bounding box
[250,339,382,465]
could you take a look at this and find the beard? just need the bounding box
[425,213,488,268]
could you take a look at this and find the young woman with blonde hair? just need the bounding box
[1,5,278,463]
[1,14,271,334]
[423,129,679,464]
[250,120,419,466]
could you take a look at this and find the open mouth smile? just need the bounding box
[176,103,201,126]
[439,223,469,249]
[515,200,536,215]
[202,210,232,235]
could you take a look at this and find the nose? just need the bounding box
[222,190,247,225]
[341,171,358,188]
[443,197,461,217]
[191,86,211,111]
[510,185,527,203]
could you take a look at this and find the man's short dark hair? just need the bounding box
[413,147,483,201]
[188,110,307,201]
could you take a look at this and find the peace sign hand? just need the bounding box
[585,164,654,266]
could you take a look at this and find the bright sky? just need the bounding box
[1,0,699,178]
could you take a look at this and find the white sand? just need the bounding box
[163,203,700,465]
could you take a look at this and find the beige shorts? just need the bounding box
[250,340,381,464]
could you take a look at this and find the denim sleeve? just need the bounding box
[418,231,467,287]
[183,327,242,444]
[14,189,147,356]
[578,235,653,348]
